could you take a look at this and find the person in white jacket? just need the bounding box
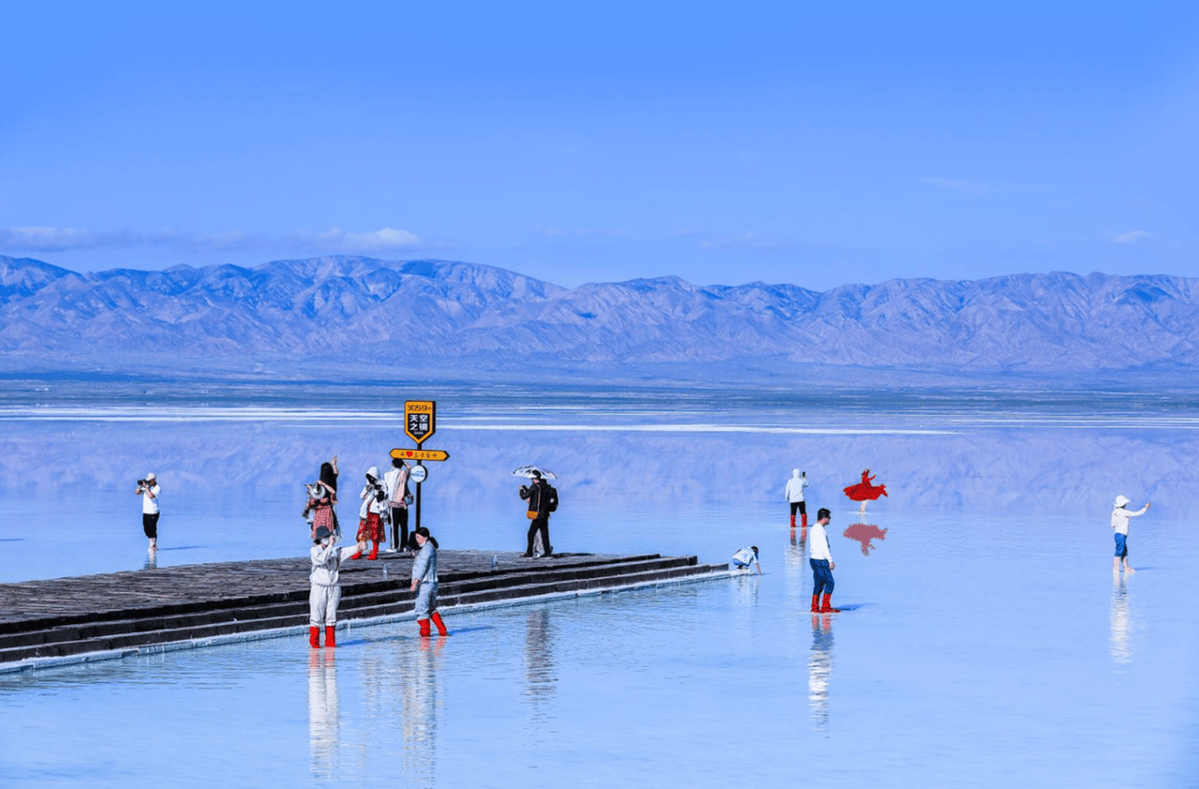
[809,508,840,613]
[785,469,810,529]
[309,525,366,648]
[1111,494,1151,575]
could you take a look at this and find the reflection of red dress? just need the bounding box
[843,471,887,502]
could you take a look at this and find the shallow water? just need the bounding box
[1,382,1197,786]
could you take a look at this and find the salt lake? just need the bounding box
[0,379,1196,787]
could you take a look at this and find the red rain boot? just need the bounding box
[325,626,336,648]
[819,594,840,613]
[309,626,321,649]
[801,512,808,529]
[367,541,379,560]
[418,619,431,637]
[810,594,820,613]
[790,514,796,529]
[431,611,448,636]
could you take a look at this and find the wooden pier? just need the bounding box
[0,550,730,671]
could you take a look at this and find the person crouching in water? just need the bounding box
[410,526,449,637]
[309,525,367,648]
[809,508,840,613]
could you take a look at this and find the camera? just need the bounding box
[138,479,148,486]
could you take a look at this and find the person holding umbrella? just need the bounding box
[515,466,559,558]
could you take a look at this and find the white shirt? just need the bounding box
[809,522,833,562]
[141,484,161,515]
[1111,504,1149,535]
[732,547,759,567]
[384,465,409,505]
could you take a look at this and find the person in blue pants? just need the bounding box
[809,508,840,613]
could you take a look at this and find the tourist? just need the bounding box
[135,472,161,552]
[1111,494,1151,575]
[520,470,558,558]
[305,459,339,539]
[354,466,387,561]
[732,545,762,574]
[785,469,810,528]
[384,457,412,554]
[410,526,448,637]
[809,508,840,613]
[843,468,887,513]
[309,525,366,648]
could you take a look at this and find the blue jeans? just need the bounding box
[1114,533,1128,558]
[810,558,834,597]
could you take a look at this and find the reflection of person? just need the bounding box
[384,458,412,554]
[354,466,387,560]
[808,612,834,730]
[1111,495,1151,575]
[731,545,762,575]
[309,525,365,648]
[843,468,887,512]
[520,471,554,558]
[135,472,161,552]
[785,469,810,528]
[410,526,449,637]
[809,508,840,613]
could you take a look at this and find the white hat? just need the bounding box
[146,472,156,481]
[366,466,380,480]
[1113,495,1131,508]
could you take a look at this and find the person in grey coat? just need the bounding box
[410,526,449,637]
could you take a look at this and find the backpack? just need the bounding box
[545,484,559,513]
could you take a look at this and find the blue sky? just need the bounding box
[2,1,1197,290]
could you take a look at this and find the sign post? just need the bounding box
[395,400,446,532]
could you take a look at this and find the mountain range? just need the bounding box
[1,254,1196,377]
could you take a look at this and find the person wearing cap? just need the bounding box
[410,526,449,637]
[135,472,161,552]
[309,525,367,648]
[1111,495,1151,575]
[352,466,387,561]
[731,545,763,574]
[809,508,840,613]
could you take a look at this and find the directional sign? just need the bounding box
[390,448,450,462]
[404,400,436,445]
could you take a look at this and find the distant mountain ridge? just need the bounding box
[1,254,1196,374]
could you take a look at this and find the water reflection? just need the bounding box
[1110,576,1132,665]
[524,609,557,728]
[143,551,157,570]
[399,635,446,786]
[307,651,340,780]
[808,614,834,730]
[842,523,887,556]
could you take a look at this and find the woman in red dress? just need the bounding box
[843,468,887,511]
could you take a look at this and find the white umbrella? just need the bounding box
[511,465,557,480]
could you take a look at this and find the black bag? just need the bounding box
[545,484,559,513]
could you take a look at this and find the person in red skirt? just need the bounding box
[352,466,388,560]
[843,468,887,513]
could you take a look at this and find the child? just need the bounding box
[309,525,366,648]
[410,526,449,637]
[731,545,762,574]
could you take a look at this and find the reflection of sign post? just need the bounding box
[404,401,436,446]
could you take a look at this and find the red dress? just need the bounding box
[843,471,887,502]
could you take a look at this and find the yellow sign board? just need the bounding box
[390,448,450,462]
[404,400,436,445]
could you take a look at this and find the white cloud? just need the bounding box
[1111,230,1151,245]
[690,231,788,252]
[0,226,133,252]
[307,227,421,252]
